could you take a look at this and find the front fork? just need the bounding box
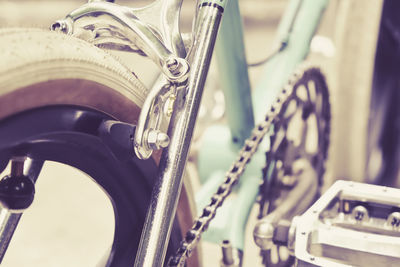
[50,0,229,265]
[135,1,229,266]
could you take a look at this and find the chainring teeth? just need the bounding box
[170,65,331,266]
[261,64,331,208]
[259,65,331,266]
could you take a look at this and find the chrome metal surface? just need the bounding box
[387,212,400,229]
[254,160,317,250]
[0,209,21,263]
[352,205,369,222]
[134,77,176,159]
[294,180,400,267]
[221,240,242,267]
[0,157,40,263]
[52,0,189,83]
[146,129,169,150]
[51,19,73,34]
[55,0,193,159]
[253,220,274,250]
[10,157,25,179]
[169,66,330,266]
[134,4,224,267]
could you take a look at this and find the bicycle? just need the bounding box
[0,0,398,266]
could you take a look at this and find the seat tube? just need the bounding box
[215,0,254,146]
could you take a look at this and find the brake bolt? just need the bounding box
[166,57,183,76]
[146,130,170,150]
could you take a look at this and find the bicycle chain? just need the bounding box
[258,66,330,266]
[168,66,328,267]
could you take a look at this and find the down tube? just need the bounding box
[253,0,329,121]
[215,0,254,146]
[197,0,329,252]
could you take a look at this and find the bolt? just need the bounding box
[352,205,369,222]
[165,57,182,76]
[51,19,71,34]
[146,130,170,150]
[253,220,274,250]
[387,212,400,229]
[166,58,178,69]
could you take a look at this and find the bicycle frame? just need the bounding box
[1,0,329,265]
[197,0,329,258]
[134,0,330,265]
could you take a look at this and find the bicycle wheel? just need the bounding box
[0,28,196,266]
[329,0,400,186]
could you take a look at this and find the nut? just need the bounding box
[146,130,170,150]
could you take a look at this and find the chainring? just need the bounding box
[259,67,331,267]
[168,66,330,266]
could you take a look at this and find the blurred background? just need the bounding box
[0,0,399,266]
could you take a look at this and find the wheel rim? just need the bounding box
[0,105,181,266]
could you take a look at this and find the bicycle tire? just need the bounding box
[330,0,400,186]
[0,28,197,266]
[328,0,384,183]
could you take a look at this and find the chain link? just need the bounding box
[168,66,324,266]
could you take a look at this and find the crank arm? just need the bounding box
[253,160,318,250]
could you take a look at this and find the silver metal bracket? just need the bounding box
[51,0,192,159]
[51,0,190,84]
[134,77,183,159]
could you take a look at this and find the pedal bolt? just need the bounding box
[253,219,274,250]
[387,212,400,229]
[352,205,369,222]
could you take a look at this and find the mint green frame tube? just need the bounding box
[197,0,329,251]
[215,0,254,146]
[253,0,329,120]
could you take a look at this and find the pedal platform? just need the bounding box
[294,180,400,266]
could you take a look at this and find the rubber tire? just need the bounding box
[0,28,196,266]
[328,0,384,183]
